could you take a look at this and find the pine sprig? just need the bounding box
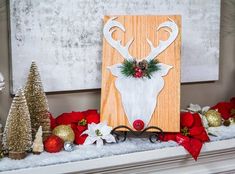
[120,59,160,78]
[120,60,136,77]
[145,59,160,78]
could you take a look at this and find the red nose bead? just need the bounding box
[133,119,145,131]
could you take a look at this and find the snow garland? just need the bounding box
[0,125,235,172]
[0,139,178,172]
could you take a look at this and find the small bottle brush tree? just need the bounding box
[32,126,43,154]
[24,62,51,139]
[2,89,32,160]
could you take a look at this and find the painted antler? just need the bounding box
[103,17,134,61]
[145,18,179,61]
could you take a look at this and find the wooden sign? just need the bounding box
[100,16,181,132]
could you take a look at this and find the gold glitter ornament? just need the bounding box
[52,125,75,142]
[205,110,222,127]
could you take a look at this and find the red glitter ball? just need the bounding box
[44,135,64,153]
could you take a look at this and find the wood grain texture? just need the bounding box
[101,16,181,132]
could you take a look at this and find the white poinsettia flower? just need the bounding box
[187,103,202,112]
[187,104,210,114]
[187,103,211,129]
[201,115,209,129]
[201,106,210,114]
[82,122,116,147]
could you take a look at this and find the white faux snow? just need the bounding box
[0,125,235,172]
[0,139,177,172]
[208,124,235,141]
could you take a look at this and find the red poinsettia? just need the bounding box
[48,112,57,129]
[211,97,235,120]
[49,110,100,145]
[162,112,210,160]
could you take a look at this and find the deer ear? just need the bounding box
[107,64,122,77]
[157,63,173,77]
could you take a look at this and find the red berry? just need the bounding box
[133,119,145,131]
[134,71,143,78]
[134,67,140,72]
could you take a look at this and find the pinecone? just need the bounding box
[132,60,137,68]
[138,60,148,70]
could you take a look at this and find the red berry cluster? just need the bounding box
[134,67,143,78]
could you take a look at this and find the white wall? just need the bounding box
[0,0,235,125]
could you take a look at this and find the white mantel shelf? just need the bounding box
[2,138,235,174]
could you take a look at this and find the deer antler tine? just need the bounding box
[125,38,134,49]
[110,29,116,34]
[163,29,171,34]
[103,17,134,61]
[146,38,155,51]
[167,17,174,22]
[145,19,179,61]
[117,40,122,45]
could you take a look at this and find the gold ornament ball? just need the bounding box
[205,110,222,127]
[52,125,75,142]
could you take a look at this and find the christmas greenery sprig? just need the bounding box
[120,59,160,78]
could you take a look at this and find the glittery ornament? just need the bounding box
[229,117,235,125]
[24,62,51,139]
[64,141,74,152]
[52,125,75,142]
[44,135,63,153]
[2,89,32,160]
[205,110,222,127]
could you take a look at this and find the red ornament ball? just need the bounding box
[133,119,145,131]
[44,135,64,153]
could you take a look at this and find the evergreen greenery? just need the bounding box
[120,59,160,78]
[120,60,136,77]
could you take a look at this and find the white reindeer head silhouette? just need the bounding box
[103,17,179,130]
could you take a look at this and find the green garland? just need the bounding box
[120,59,160,78]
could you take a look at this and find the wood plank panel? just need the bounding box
[100,16,181,132]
